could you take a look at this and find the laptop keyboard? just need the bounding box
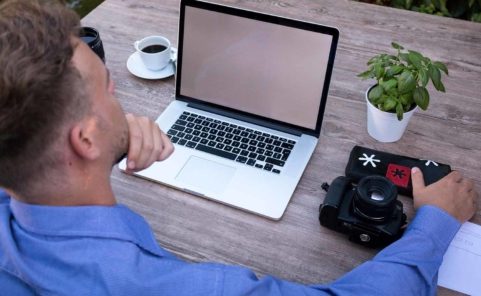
[166,111,296,174]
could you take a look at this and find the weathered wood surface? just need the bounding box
[83,1,480,295]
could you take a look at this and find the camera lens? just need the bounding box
[353,176,398,222]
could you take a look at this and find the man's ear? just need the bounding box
[69,118,101,160]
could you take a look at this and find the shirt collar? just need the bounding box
[9,197,167,258]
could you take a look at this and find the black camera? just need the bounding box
[319,175,406,247]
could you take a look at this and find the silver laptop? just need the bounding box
[119,0,339,220]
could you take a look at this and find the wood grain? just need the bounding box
[82,1,480,295]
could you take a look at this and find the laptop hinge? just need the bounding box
[186,102,303,137]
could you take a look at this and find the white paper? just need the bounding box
[438,222,481,296]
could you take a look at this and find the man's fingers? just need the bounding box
[158,130,174,161]
[134,117,155,169]
[411,167,425,194]
[125,114,142,170]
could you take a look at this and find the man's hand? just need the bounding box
[125,114,174,173]
[411,167,478,223]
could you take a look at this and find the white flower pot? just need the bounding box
[366,86,417,143]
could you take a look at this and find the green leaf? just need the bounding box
[386,65,404,77]
[433,61,449,75]
[398,70,416,94]
[400,93,413,106]
[419,68,429,87]
[357,69,372,79]
[396,103,404,120]
[408,51,424,69]
[381,79,398,91]
[400,53,410,63]
[413,86,430,110]
[374,63,384,79]
[369,85,384,101]
[428,64,445,92]
[391,42,404,50]
[383,97,397,111]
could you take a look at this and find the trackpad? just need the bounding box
[176,156,236,193]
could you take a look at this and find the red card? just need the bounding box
[386,164,411,188]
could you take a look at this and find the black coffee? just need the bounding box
[141,45,167,53]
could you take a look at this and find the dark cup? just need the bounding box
[80,27,105,63]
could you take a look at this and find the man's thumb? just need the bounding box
[411,167,425,193]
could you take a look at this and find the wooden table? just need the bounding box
[82,1,481,295]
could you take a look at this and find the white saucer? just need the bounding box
[126,47,177,80]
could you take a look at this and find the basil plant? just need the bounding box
[358,42,448,120]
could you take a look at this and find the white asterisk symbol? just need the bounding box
[423,160,439,167]
[359,153,381,168]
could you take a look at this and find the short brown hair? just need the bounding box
[0,0,89,193]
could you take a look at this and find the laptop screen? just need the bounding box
[178,2,337,132]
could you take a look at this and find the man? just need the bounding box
[0,1,477,295]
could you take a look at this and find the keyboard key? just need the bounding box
[240,150,249,156]
[214,119,221,124]
[271,135,279,140]
[262,133,270,137]
[202,127,210,132]
[167,129,178,136]
[208,135,216,140]
[186,141,196,148]
[266,144,274,151]
[254,130,262,135]
[240,144,248,149]
[201,121,210,126]
[288,140,296,144]
[248,134,257,139]
[236,156,247,163]
[176,119,187,126]
[208,141,216,147]
[225,134,234,139]
[257,155,266,161]
[229,124,237,128]
[182,111,191,115]
[249,140,258,146]
[206,118,213,122]
[274,147,283,153]
[171,124,185,132]
[194,124,202,130]
[233,129,241,135]
[273,140,282,146]
[281,143,294,150]
[179,115,187,120]
[185,134,193,140]
[185,128,193,134]
[200,139,208,145]
[193,136,201,142]
[218,125,226,131]
[224,146,233,152]
[256,148,265,154]
[198,115,206,120]
[186,117,195,122]
[265,138,274,144]
[216,143,225,149]
[216,136,223,142]
[232,141,240,148]
[255,164,263,169]
[178,139,187,146]
[238,126,246,130]
[209,129,218,135]
[240,131,249,137]
[247,159,256,166]
[232,148,241,154]
[264,164,273,171]
[195,144,237,160]
[248,152,258,159]
[221,122,229,126]
[187,123,195,128]
[272,169,281,174]
[171,137,179,144]
[257,136,265,142]
[200,132,208,138]
[265,157,285,167]
[218,131,226,137]
[265,151,273,157]
[209,123,218,129]
[193,130,201,136]
[224,139,232,145]
[233,135,241,141]
[248,146,256,152]
[241,138,249,144]
[279,138,287,142]
[257,142,266,148]
[273,153,282,160]
[246,128,253,133]
[225,127,233,133]
[190,113,198,117]
[194,119,202,124]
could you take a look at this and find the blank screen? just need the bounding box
[180,6,333,130]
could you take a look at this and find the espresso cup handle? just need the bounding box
[134,41,140,51]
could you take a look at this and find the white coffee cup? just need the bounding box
[134,36,171,71]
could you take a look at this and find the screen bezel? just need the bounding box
[176,0,339,137]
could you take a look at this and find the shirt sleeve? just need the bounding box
[320,205,461,296]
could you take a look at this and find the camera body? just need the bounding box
[319,175,406,247]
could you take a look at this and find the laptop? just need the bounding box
[119,0,339,220]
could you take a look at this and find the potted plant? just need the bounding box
[358,42,448,142]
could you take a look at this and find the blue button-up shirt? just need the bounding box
[0,190,460,295]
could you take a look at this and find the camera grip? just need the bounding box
[319,176,351,229]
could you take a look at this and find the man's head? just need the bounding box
[0,0,128,202]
